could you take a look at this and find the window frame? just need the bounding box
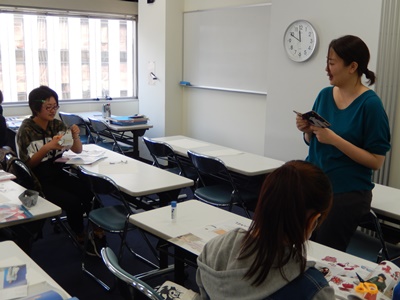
[0,6,138,105]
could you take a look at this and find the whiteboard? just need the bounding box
[183,4,270,94]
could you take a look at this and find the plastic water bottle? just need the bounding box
[102,103,111,118]
[171,201,177,222]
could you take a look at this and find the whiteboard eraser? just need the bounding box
[179,81,191,86]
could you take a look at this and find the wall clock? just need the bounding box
[283,20,317,62]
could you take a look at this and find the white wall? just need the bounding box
[137,0,186,160]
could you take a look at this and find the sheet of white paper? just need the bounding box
[58,149,107,165]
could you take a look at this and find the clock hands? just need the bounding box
[290,32,300,42]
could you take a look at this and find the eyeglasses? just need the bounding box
[35,100,59,112]
[44,105,60,112]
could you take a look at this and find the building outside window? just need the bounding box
[0,9,137,103]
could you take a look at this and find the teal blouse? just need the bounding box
[306,87,391,194]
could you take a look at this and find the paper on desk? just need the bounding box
[56,149,107,165]
[0,204,33,223]
[0,183,21,205]
[169,219,250,255]
[0,170,16,182]
[0,259,28,300]
[167,139,210,149]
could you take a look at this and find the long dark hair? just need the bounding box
[329,35,375,85]
[239,160,332,286]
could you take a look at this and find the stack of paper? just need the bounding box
[0,170,16,182]
[56,149,107,165]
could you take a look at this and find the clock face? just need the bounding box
[284,20,317,62]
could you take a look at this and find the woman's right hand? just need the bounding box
[296,115,313,134]
[45,134,64,151]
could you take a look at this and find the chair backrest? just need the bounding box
[143,136,183,169]
[78,166,130,212]
[88,117,109,134]
[101,247,163,300]
[360,210,390,260]
[1,149,43,195]
[88,118,129,154]
[59,112,94,143]
[346,209,400,263]
[187,149,235,188]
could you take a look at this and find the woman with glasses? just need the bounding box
[16,86,97,253]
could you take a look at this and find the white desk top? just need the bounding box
[129,199,377,271]
[372,183,400,221]
[0,180,61,229]
[130,200,251,242]
[77,111,153,132]
[0,240,70,299]
[152,135,284,176]
[78,144,193,197]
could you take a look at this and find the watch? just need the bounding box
[283,20,317,62]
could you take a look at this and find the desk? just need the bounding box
[76,144,193,201]
[152,135,284,199]
[152,135,284,176]
[78,111,153,159]
[0,180,61,229]
[0,240,70,299]
[129,200,377,285]
[372,183,400,223]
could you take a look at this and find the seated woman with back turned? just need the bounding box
[195,160,335,300]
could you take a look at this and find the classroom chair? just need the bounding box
[346,209,400,263]
[101,247,163,300]
[58,111,95,144]
[143,136,198,182]
[2,147,84,251]
[187,150,257,218]
[101,247,197,300]
[88,117,133,155]
[78,166,159,291]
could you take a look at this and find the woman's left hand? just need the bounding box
[311,126,338,145]
[70,124,80,139]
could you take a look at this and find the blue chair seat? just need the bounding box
[195,184,233,206]
[89,205,133,232]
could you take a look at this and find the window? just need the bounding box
[0,9,137,103]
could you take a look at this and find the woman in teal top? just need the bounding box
[296,35,391,251]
